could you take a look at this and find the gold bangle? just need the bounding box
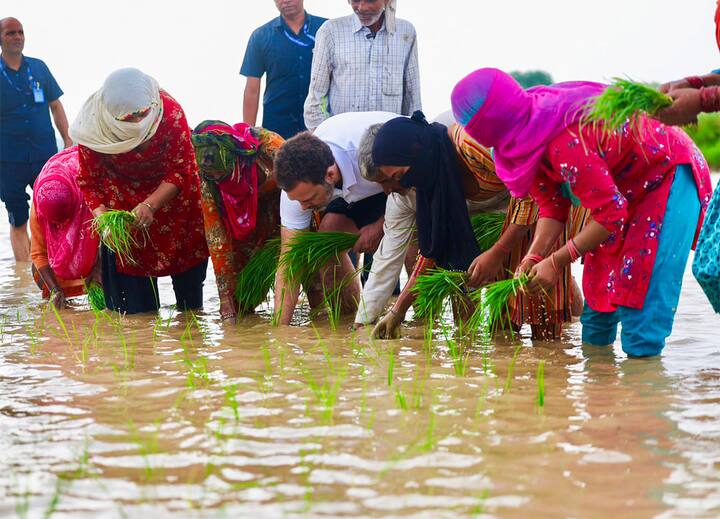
[141,201,155,213]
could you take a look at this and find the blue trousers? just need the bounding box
[581,164,700,357]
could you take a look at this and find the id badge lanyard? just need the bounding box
[0,59,45,104]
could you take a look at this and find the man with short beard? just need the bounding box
[241,1,326,139]
[272,111,396,325]
[0,17,72,262]
[303,0,420,130]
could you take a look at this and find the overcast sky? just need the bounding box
[6,0,719,129]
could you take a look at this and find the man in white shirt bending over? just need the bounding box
[273,111,397,324]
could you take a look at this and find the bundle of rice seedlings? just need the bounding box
[466,273,529,335]
[86,281,105,312]
[91,210,139,264]
[280,231,358,286]
[583,78,672,134]
[411,268,468,321]
[235,237,281,313]
[471,212,506,252]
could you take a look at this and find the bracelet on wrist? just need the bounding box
[523,253,544,264]
[700,87,720,113]
[685,76,705,89]
[141,201,156,213]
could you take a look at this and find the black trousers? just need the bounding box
[102,246,208,314]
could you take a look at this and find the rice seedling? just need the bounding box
[49,299,74,348]
[387,348,395,387]
[86,281,105,313]
[223,383,240,421]
[582,78,672,134]
[91,210,142,265]
[467,274,529,337]
[271,288,285,327]
[503,344,523,394]
[536,360,545,409]
[279,230,358,286]
[395,387,409,411]
[412,268,468,322]
[442,322,470,377]
[235,237,280,313]
[471,212,506,252]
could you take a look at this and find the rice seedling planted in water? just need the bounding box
[91,210,140,265]
[536,360,546,408]
[583,78,672,134]
[412,269,468,321]
[280,231,358,285]
[471,212,506,252]
[235,237,281,313]
[86,281,105,312]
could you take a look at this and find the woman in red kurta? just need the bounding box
[452,68,712,357]
[70,68,208,314]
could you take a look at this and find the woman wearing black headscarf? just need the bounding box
[368,111,587,339]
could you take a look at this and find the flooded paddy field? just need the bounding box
[1,219,719,518]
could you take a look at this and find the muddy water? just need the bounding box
[1,218,719,518]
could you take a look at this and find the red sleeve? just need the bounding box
[537,128,628,234]
[158,93,198,191]
[76,144,107,210]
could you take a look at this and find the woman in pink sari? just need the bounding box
[451,68,712,357]
[30,146,101,308]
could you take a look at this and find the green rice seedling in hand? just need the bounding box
[471,212,506,252]
[583,78,672,134]
[91,210,140,265]
[235,238,281,313]
[412,268,468,321]
[86,281,105,312]
[280,231,359,286]
[467,274,529,336]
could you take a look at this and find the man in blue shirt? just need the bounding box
[240,1,326,139]
[0,17,72,262]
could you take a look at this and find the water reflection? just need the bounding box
[1,234,719,516]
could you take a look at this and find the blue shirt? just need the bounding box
[240,12,326,139]
[0,55,63,163]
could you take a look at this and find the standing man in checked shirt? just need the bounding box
[241,1,327,139]
[0,17,72,262]
[303,0,421,130]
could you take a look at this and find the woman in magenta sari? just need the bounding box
[451,68,712,357]
[30,146,100,307]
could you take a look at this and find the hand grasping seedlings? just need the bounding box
[91,210,147,265]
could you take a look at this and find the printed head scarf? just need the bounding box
[33,146,99,280]
[451,68,605,198]
[192,121,260,241]
[372,111,480,270]
[70,68,163,155]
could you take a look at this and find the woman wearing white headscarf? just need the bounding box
[70,68,209,314]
